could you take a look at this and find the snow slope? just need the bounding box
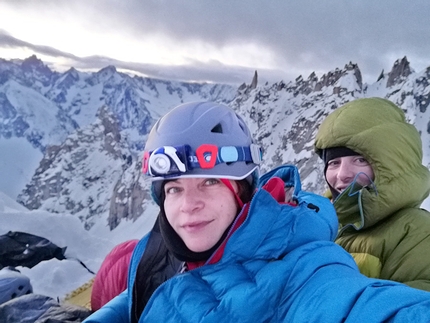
[0,191,157,299]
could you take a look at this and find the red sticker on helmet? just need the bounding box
[142,151,150,174]
[196,144,218,169]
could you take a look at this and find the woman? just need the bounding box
[85,101,430,323]
[314,97,430,291]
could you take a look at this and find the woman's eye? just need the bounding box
[327,160,339,167]
[165,186,180,194]
[204,178,219,186]
[357,157,369,164]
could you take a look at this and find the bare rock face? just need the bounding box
[387,56,412,88]
[250,70,258,90]
[107,160,152,230]
[286,62,362,97]
[415,67,430,115]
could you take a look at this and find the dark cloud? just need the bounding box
[0,29,285,85]
[87,0,430,76]
[1,1,430,84]
[0,30,79,59]
[69,55,285,85]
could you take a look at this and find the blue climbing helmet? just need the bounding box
[142,101,262,204]
[0,267,33,305]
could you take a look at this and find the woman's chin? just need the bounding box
[184,239,215,253]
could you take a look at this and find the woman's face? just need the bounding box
[326,155,374,195]
[163,178,239,253]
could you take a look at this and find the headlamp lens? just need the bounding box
[149,154,171,174]
[146,146,189,176]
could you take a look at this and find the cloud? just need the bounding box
[0,29,285,85]
[81,1,430,75]
[0,29,79,59]
[1,1,430,84]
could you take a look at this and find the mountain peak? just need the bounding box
[19,55,55,86]
[98,65,117,75]
[386,56,412,87]
[250,70,258,89]
[21,54,43,67]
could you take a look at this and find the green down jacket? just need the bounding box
[314,97,430,291]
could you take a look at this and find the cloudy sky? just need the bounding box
[0,0,429,85]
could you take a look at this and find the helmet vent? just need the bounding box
[211,123,223,133]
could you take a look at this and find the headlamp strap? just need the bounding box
[143,144,262,176]
[194,144,262,169]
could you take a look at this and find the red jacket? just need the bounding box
[91,239,138,311]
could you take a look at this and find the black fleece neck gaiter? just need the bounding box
[158,204,235,262]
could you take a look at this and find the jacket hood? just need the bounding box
[221,165,338,262]
[314,98,430,228]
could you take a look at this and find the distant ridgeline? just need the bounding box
[0,55,429,230]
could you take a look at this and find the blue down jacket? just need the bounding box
[85,165,430,323]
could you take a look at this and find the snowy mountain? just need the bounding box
[0,55,237,198]
[1,55,429,300]
[234,59,430,197]
[2,56,430,229]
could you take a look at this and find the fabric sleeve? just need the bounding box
[337,208,430,292]
[381,209,430,291]
[278,241,430,322]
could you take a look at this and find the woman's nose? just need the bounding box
[337,162,355,182]
[180,189,204,213]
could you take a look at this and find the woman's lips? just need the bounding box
[182,220,213,232]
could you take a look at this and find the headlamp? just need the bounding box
[143,145,190,177]
[148,153,171,175]
[142,144,262,178]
